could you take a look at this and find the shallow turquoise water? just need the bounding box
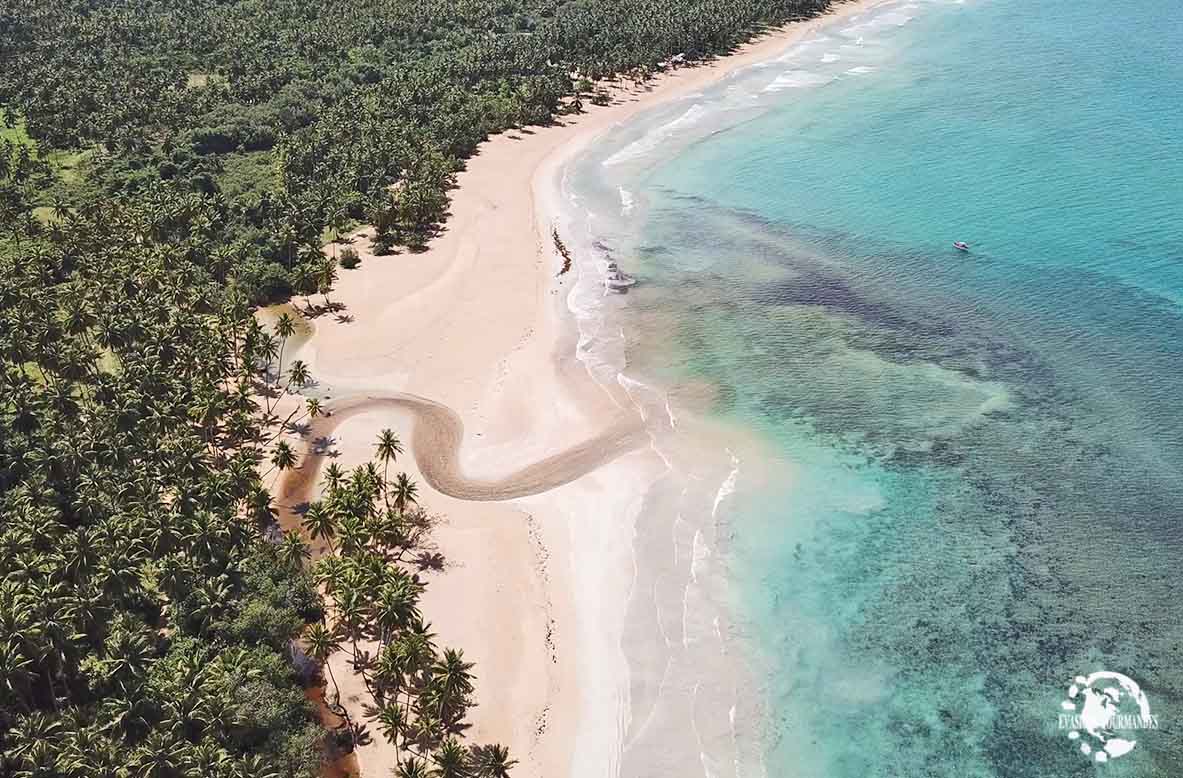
[566,0,1182,774]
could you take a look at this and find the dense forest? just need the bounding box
[0,0,830,299]
[0,0,832,775]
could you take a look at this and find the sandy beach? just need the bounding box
[273,3,881,775]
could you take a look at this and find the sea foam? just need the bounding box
[763,70,834,92]
[618,186,635,216]
[603,104,709,166]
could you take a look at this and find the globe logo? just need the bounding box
[1059,671,1159,763]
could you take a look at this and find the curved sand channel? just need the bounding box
[280,393,647,507]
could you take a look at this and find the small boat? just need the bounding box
[953,241,970,252]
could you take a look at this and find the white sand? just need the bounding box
[276,3,883,775]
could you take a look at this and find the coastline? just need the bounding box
[275,2,884,776]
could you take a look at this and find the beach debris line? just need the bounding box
[553,226,573,276]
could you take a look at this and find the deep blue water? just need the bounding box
[566,0,1183,774]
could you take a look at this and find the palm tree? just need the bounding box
[235,754,281,778]
[278,531,310,569]
[397,756,432,778]
[470,744,518,778]
[130,731,186,778]
[184,740,234,776]
[322,462,346,492]
[269,313,296,415]
[372,642,408,706]
[286,358,310,390]
[373,578,422,648]
[268,440,298,480]
[337,515,369,556]
[391,472,419,513]
[430,648,475,727]
[432,737,471,778]
[374,701,407,752]
[375,428,403,489]
[397,627,438,699]
[317,258,338,307]
[292,262,318,296]
[304,622,343,704]
[301,502,338,553]
[0,641,36,711]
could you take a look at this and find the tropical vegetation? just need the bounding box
[0,190,327,777]
[0,0,831,300]
[1,0,835,774]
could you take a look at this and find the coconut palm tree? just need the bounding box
[322,462,346,492]
[130,731,186,778]
[375,428,403,492]
[374,701,407,753]
[373,578,423,649]
[470,744,518,778]
[397,756,432,778]
[268,440,298,480]
[278,531,310,569]
[337,515,369,556]
[429,648,475,728]
[0,125,530,778]
[301,502,338,553]
[304,622,343,704]
[432,737,471,778]
[317,258,338,307]
[286,358,310,390]
[391,472,419,513]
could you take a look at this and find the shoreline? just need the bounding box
[274,2,884,775]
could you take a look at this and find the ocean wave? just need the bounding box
[878,10,916,25]
[711,452,740,519]
[603,104,709,166]
[618,186,635,216]
[762,70,834,92]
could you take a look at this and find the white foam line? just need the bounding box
[730,695,743,778]
[603,103,709,166]
[618,185,635,216]
[621,656,675,750]
[649,438,674,472]
[617,373,650,422]
[690,529,711,584]
[673,513,685,566]
[654,577,673,648]
[690,683,717,778]
[711,450,741,519]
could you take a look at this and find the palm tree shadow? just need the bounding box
[312,435,339,456]
[414,550,447,571]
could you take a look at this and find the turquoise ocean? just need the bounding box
[559,0,1183,775]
